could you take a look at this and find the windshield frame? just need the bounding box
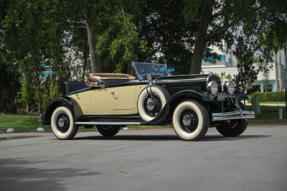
[132,62,171,80]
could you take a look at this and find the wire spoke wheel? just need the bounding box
[143,93,162,117]
[51,106,78,140]
[179,109,198,133]
[137,85,170,122]
[216,103,248,137]
[172,100,209,141]
[56,113,70,133]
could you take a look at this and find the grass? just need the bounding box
[0,111,285,133]
[249,112,287,123]
[259,101,285,105]
[245,105,286,112]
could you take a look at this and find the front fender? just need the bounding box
[145,90,212,125]
[234,91,249,107]
[43,97,75,125]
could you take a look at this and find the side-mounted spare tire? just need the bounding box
[137,85,170,122]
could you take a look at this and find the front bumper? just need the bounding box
[212,110,255,121]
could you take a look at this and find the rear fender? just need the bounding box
[43,97,75,125]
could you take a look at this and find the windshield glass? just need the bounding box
[133,62,170,79]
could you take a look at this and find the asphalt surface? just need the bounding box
[0,126,287,191]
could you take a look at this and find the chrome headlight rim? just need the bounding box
[207,81,218,96]
[224,81,235,95]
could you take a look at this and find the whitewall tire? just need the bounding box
[137,85,170,122]
[173,100,209,141]
[51,106,78,140]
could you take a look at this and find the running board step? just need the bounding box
[75,122,142,125]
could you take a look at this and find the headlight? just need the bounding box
[207,81,218,95]
[224,81,235,95]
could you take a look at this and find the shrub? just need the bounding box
[249,92,285,102]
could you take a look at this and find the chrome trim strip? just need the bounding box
[75,122,142,125]
[212,110,255,121]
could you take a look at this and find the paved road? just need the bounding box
[0,126,287,191]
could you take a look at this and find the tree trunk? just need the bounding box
[190,0,214,74]
[275,52,278,92]
[278,49,282,91]
[82,50,89,79]
[86,21,102,73]
[284,48,287,68]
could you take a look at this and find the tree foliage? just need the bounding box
[1,0,287,113]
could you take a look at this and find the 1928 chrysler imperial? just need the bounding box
[42,62,255,141]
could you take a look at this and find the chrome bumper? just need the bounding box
[212,110,255,121]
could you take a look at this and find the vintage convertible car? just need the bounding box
[42,62,255,141]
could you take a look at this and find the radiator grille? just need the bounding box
[165,86,201,96]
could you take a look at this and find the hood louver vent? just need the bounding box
[165,86,201,96]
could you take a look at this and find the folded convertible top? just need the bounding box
[85,73,136,87]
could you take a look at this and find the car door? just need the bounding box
[110,86,136,112]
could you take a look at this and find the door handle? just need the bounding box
[111,92,115,95]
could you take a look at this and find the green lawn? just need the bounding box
[0,112,285,133]
[245,105,286,112]
[259,101,286,105]
[249,113,287,123]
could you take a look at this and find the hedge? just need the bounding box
[249,92,285,102]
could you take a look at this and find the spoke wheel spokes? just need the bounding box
[56,113,70,133]
[179,109,198,133]
[143,93,162,117]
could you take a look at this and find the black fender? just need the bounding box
[234,91,249,107]
[42,97,75,125]
[144,90,212,125]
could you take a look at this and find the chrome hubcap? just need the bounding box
[58,118,65,128]
[182,115,192,126]
[147,100,155,110]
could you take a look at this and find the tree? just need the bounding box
[233,38,272,93]
[1,0,70,113]
[184,0,287,74]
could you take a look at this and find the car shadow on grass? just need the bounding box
[72,134,270,141]
[0,158,100,191]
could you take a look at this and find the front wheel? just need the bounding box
[96,126,121,137]
[172,100,209,141]
[216,104,248,137]
[51,106,79,140]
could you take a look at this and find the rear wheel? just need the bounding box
[51,106,78,140]
[172,100,209,141]
[216,103,248,137]
[96,126,121,137]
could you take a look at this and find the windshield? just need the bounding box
[132,62,170,79]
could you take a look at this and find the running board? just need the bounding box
[75,122,142,125]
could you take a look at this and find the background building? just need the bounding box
[201,45,277,92]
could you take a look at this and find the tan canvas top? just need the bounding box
[85,73,136,87]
